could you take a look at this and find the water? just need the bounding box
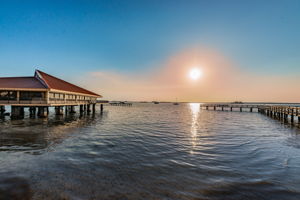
[1,103,300,200]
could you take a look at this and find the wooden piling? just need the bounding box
[92,104,96,113]
[29,107,36,117]
[38,107,48,118]
[291,108,294,124]
[11,106,24,119]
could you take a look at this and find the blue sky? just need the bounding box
[0,0,299,78]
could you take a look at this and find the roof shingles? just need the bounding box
[0,70,101,97]
[0,77,47,89]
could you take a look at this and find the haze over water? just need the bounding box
[1,103,300,200]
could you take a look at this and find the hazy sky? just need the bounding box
[0,0,299,102]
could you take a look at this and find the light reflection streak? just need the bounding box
[189,103,200,154]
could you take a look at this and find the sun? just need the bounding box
[189,68,202,80]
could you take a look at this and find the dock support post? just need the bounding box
[230,107,233,112]
[87,104,91,114]
[38,107,48,118]
[250,108,253,112]
[214,106,216,111]
[29,107,36,117]
[11,106,24,119]
[92,104,96,113]
[65,106,68,115]
[70,106,76,114]
[55,106,64,115]
[100,104,104,113]
[222,107,224,111]
[0,106,5,115]
[240,107,242,112]
[80,105,84,114]
[206,106,208,110]
[291,109,294,124]
[284,112,288,123]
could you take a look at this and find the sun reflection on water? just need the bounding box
[189,103,200,154]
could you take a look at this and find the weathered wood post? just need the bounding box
[65,106,68,115]
[70,106,76,114]
[284,108,288,123]
[0,106,6,115]
[296,108,300,124]
[87,104,91,114]
[29,107,36,117]
[80,105,84,114]
[240,107,242,112]
[55,106,64,115]
[250,107,253,112]
[222,107,224,111]
[100,104,104,113]
[214,106,216,111]
[279,107,281,119]
[206,106,208,110]
[38,107,48,118]
[11,106,24,119]
[291,108,294,124]
[92,104,96,113]
[230,107,233,112]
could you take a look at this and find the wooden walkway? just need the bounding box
[201,103,300,125]
[258,106,300,124]
[109,102,132,106]
[202,104,260,112]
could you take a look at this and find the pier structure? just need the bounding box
[258,106,300,124]
[201,103,300,126]
[109,102,132,106]
[0,70,103,119]
[202,104,260,112]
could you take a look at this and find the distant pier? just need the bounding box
[109,102,132,106]
[201,103,300,125]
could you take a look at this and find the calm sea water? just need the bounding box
[1,103,300,200]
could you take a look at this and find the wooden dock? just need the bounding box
[258,106,300,124]
[109,102,132,106]
[202,104,260,112]
[201,103,300,125]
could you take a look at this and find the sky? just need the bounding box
[0,0,299,102]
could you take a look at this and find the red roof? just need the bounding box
[35,70,101,97]
[0,77,47,89]
[0,70,101,97]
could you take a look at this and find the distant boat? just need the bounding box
[153,101,159,104]
[232,101,243,104]
[173,98,179,105]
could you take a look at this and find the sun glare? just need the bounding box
[189,68,202,80]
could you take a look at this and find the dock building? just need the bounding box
[0,70,102,118]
